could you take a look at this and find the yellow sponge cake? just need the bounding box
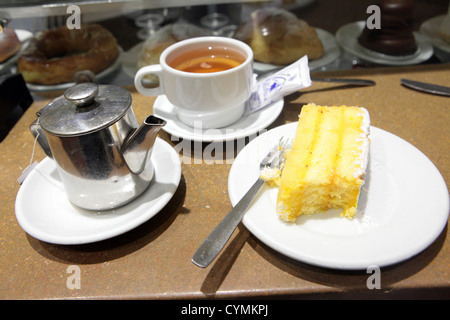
[277,104,370,221]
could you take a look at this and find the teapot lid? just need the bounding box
[38,83,132,136]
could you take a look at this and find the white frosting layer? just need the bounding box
[355,107,371,179]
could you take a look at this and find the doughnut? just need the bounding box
[18,24,119,85]
[0,28,21,63]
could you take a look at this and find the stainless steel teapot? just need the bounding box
[30,83,166,210]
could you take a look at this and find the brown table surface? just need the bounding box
[1,63,449,299]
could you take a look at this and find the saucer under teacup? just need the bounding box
[153,95,284,142]
[173,99,246,129]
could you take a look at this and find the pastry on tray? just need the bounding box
[0,28,21,63]
[358,0,417,56]
[18,24,119,85]
[439,4,450,44]
[233,7,324,65]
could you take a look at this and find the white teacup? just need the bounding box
[134,36,254,129]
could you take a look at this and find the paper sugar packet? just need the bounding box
[245,55,312,115]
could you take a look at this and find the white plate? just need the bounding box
[228,123,449,270]
[15,138,182,245]
[153,95,284,142]
[23,47,123,92]
[253,28,341,73]
[0,29,33,72]
[335,21,434,66]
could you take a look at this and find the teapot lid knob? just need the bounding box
[64,83,99,107]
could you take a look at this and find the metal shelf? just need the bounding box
[0,0,259,19]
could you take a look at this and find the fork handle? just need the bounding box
[191,178,265,268]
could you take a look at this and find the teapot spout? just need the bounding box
[121,115,166,175]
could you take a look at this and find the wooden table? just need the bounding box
[0,64,448,299]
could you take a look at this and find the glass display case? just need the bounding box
[0,0,448,138]
[1,0,448,84]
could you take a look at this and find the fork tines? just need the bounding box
[261,136,290,168]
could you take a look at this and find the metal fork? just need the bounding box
[192,137,289,268]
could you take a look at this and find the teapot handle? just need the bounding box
[30,119,53,159]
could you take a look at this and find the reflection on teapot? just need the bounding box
[30,83,166,211]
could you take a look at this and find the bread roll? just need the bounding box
[234,8,323,65]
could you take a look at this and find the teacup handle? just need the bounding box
[134,65,165,97]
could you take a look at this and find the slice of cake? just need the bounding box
[277,104,370,221]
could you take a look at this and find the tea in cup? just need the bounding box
[134,37,253,129]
